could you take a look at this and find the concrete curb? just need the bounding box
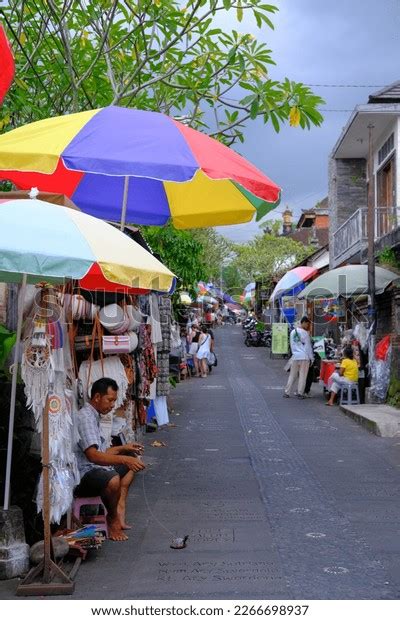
[340,404,400,437]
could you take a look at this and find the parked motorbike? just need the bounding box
[243,318,257,332]
[244,329,260,347]
[224,315,236,325]
[259,330,272,347]
[244,328,272,347]
[242,316,256,330]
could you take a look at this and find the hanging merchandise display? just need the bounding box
[78,355,129,407]
[370,337,392,401]
[154,395,169,427]
[149,293,162,345]
[157,296,172,398]
[137,324,158,398]
[19,288,80,523]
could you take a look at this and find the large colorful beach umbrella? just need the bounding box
[0,24,14,105]
[241,282,255,302]
[0,107,281,229]
[0,198,175,291]
[270,266,318,302]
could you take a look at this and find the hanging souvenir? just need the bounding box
[31,320,47,348]
[21,337,53,425]
[36,465,77,524]
[78,355,129,409]
[46,319,64,349]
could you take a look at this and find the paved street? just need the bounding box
[2,325,400,600]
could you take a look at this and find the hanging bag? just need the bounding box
[207,351,218,367]
[189,341,199,355]
[102,334,130,355]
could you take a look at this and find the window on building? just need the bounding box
[378,133,394,165]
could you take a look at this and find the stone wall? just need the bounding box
[328,157,367,267]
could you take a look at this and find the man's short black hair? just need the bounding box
[91,378,119,399]
[300,316,310,324]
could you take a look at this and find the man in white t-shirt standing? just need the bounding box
[284,316,314,399]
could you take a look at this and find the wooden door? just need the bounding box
[377,155,396,236]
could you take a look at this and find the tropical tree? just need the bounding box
[142,223,207,294]
[1,1,324,143]
[189,228,232,280]
[258,218,281,235]
[231,232,312,287]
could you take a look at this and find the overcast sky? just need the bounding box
[217,0,400,242]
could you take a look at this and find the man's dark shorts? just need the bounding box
[75,465,129,497]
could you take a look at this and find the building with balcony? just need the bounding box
[330,80,400,268]
[329,81,400,364]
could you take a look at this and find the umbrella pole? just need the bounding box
[367,123,376,336]
[16,287,74,596]
[3,273,27,510]
[120,175,129,232]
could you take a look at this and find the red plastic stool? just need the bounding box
[72,496,108,538]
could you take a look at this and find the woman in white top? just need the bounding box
[196,326,212,378]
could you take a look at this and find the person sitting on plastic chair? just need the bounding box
[326,346,359,406]
[75,378,145,541]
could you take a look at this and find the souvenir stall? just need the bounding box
[0,198,174,594]
[299,265,400,402]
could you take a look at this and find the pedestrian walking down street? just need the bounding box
[284,316,314,399]
[196,325,212,378]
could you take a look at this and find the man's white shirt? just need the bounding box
[289,327,314,361]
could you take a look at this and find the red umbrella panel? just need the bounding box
[0,24,15,105]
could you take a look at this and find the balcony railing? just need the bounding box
[333,206,400,263]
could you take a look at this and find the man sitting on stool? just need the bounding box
[75,377,145,541]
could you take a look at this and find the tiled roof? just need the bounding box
[369,80,400,103]
[287,227,329,249]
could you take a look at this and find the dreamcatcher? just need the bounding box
[21,337,53,427]
[36,465,77,524]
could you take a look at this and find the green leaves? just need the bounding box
[2,0,324,147]
[231,231,311,284]
[141,224,231,292]
[142,224,207,292]
[237,0,243,22]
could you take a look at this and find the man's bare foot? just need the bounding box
[108,518,129,541]
[117,510,132,530]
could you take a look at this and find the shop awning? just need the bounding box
[298,265,400,299]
